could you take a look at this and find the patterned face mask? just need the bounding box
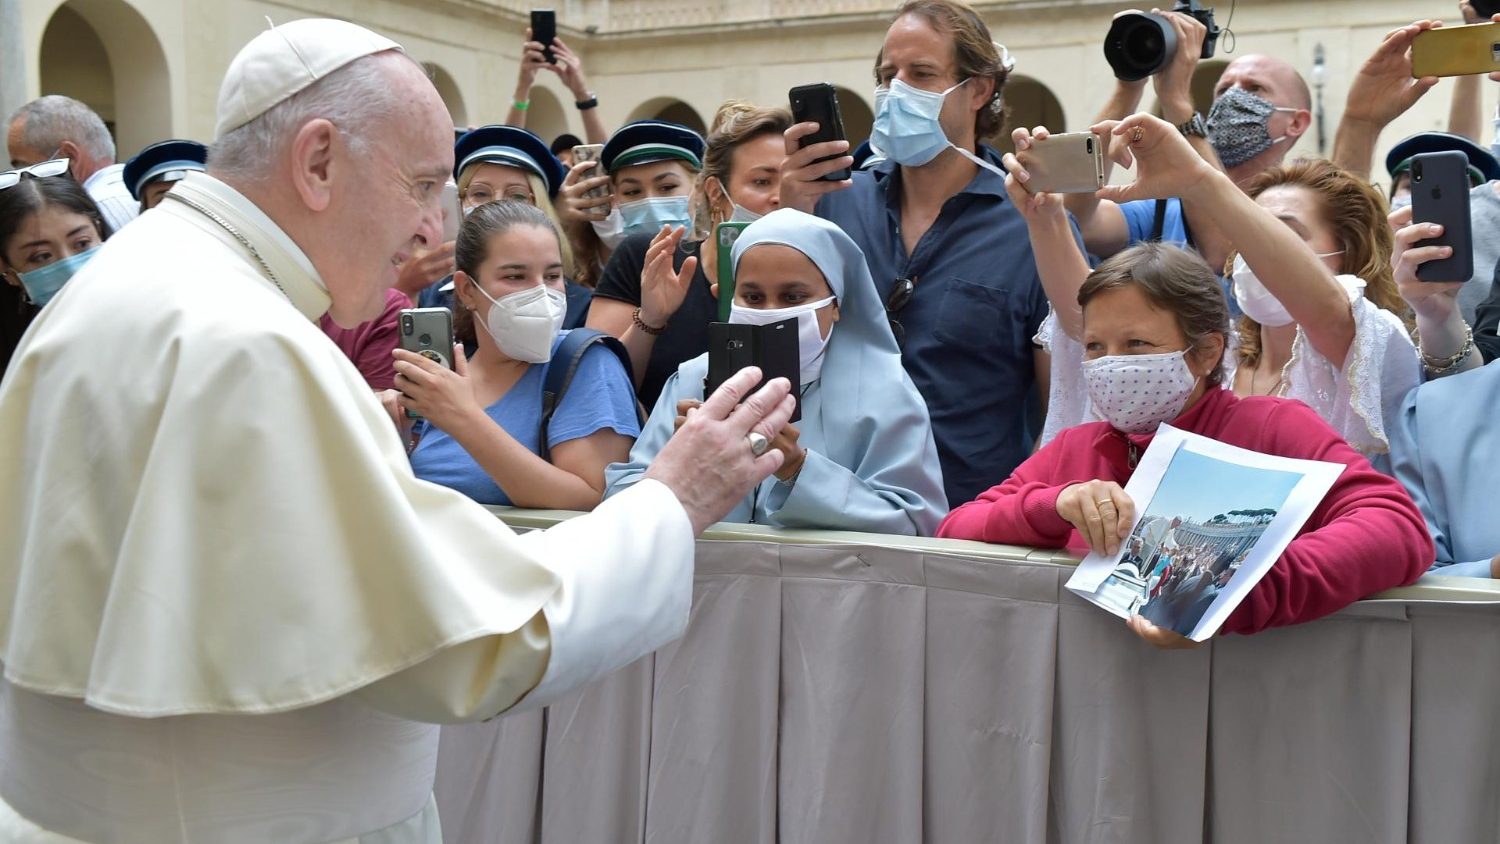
[1083,350,1199,434]
[1207,87,1297,169]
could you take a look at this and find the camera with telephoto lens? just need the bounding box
[1104,0,1221,82]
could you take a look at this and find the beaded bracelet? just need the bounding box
[633,307,667,336]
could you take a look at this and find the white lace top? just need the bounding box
[1036,276,1421,457]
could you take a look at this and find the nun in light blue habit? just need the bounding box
[1389,363,1500,578]
[604,208,947,536]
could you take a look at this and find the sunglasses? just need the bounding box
[886,276,915,349]
[0,158,71,191]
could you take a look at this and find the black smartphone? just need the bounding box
[530,9,557,64]
[789,83,850,182]
[704,319,802,422]
[1410,151,1475,282]
[398,308,456,418]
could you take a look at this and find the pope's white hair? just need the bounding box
[7,95,115,162]
[208,50,416,182]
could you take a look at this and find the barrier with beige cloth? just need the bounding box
[434,511,1500,844]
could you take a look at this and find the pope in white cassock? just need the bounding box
[0,19,796,843]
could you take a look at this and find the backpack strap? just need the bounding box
[1150,198,1167,242]
[538,329,645,462]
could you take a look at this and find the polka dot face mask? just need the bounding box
[1082,350,1199,435]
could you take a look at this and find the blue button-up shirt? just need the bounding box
[815,148,1069,507]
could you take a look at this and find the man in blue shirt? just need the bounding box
[779,0,1074,507]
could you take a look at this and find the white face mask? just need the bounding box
[1231,252,1345,328]
[470,281,567,363]
[729,296,837,384]
[728,202,763,224]
[591,208,626,251]
[1083,350,1200,435]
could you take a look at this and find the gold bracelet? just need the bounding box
[632,307,666,336]
[1419,322,1474,376]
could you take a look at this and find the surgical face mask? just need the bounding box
[728,202,763,224]
[729,296,837,384]
[18,245,100,307]
[1230,252,1345,328]
[871,78,1010,180]
[1390,193,1413,212]
[1207,87,1298,169]
[1083,350,1199,435]
[471,281,567,363]
[619,196,692,238]
[591,207,626,251]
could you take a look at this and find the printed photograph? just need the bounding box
[1089,446,1305,634]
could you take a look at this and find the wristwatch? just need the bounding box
[575,93,599,111]
[1176,112,1208,139]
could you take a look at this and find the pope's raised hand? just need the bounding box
[645,367,796,534]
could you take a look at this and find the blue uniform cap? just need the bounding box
[1386,132,1500,187]
[454,125,567,199]
[122,140,208,200]
[600,120,705,174]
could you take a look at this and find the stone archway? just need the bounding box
[422,61,468,128]
[526,86,569,147]
[995,75,1065,155]
[627,97,706,136]
[833,86,874,149]
[38,0,172,157]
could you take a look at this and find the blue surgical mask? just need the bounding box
[619,196,692,238]
[18,245,100,307]
[870,78,1009,179]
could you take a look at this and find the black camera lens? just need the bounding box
[401,315,412,333]
[1104,12,1178,82]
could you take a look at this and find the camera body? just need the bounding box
[1104,0,1222,82]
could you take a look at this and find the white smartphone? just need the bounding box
[441,179,461,243]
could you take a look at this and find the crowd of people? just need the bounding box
[5,0,1500,649]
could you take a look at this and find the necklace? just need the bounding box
[1251,360,1288,397]
[164,191,291,302]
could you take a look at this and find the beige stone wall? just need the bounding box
[8,0,1495,187]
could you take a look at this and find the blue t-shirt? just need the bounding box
[1120,198,1188,247]
[409,333,641,505]
[814,149,1078,507]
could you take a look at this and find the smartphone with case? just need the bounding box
[1022,132,1105,194]
[704,318,802,423]
[1412,23,1500,77]
[1410,151,1475,282]
[530,9,557,64]
[789,83,850,182]
[441,179,461,243]
[714,221,751,321]
[572,144,612,206]
[398,308,456,418]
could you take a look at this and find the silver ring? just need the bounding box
[746,432,770,457]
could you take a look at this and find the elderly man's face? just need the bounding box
[324,57,452,326]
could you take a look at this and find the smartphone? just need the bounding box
[1412,22,1500,77]
[704,319,802,423]
[572,144,611,206]
[441,179,461,243]
[399,308,456,418]
[1021,132,1105,194]
[789,83,850,182]
[530,9,557,64]
[714,222,751,321]
[1409,151,1475,282]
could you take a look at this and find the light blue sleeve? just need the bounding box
[760,393,949,537]
[1119,199,1158,245]
[547,343,642,449]
[602,367,697,500]
[1388,383,1491,576]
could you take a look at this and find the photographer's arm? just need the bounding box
[1332,21,1441,179]
[1062,77,1146,258]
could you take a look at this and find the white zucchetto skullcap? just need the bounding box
[215,18,402,139]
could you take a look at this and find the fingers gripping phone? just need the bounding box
[789,83,850,182]
[530,9,557,64]
[1410,151,1475,282]
[1021,132,1105,194]
[1412,22,1500,77]
[572,144,612,206]
[399,308,456,418]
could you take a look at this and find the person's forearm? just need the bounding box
[1182,170,1356,360]
[506,82,532,129]
[580,105,607,146]
[1026,212,1093,339]
[617,325,658,389]
[1448,74,1484,141]
[1174,134,1235,271]
[1332,117,1382,180]
[447,409,605,510]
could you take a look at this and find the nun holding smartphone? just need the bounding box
[603,209,947,536]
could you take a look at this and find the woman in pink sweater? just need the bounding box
[939,114,1433,647]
